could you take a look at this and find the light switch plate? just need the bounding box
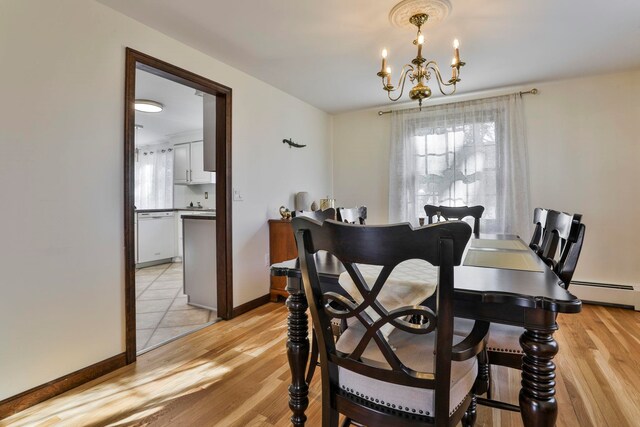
[233,188,243,201]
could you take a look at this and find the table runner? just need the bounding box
[463,248,543,272]
[470,238,529,251]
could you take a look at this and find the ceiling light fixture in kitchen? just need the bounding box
[134,99,164,113]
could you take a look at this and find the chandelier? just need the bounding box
[376,12,464,110]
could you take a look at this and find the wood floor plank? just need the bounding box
[1,303,639,427]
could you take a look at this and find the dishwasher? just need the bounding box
[137,211,176,265]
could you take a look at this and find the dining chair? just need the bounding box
[456,218,586,412]
[528,207,548,252]
[537,210,582,268]
[336,206,367,225]
[293,207,336,222]
[292,217,489,426]
[424,205,485,237]
[291,207,337,383]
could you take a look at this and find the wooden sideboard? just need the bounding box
[268,219,298,301]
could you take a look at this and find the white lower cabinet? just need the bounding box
[183,216,217,310]
[176,210,215,257]
[137,211,176,264]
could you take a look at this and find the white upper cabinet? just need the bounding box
[173,143,190,184]
[173,140,214,185]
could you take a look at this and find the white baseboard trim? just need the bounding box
[570,281,639,311]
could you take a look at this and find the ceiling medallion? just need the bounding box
[389,0,452,28]
[377,1,464,110]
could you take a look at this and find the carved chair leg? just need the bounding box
[462,395,477,427]
[476,349,490,396]
[286,291,310,427]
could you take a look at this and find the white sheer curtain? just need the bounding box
[135,145,174,209]
[389,94,531,236]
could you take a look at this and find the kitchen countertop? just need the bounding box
[181,214,216,220]
[136,208,216,213]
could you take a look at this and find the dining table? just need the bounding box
[270,233,582,427]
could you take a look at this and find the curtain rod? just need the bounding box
[377,88,539,116]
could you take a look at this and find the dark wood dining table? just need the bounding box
[271,234,582,427]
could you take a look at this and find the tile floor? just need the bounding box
[135,262,218,353]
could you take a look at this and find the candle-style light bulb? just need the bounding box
[453,39,459,49]
[417,34,425,58]
[381,49,388,72]
[453,39,460,63]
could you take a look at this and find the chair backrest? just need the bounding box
[555,223,586,289]
[336,206,367,225]
[529,208,549,251]
[424,204,485,236]
[293,207,336,222]
[292,217,472,423]
[538,210,581,266]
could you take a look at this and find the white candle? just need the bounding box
[453,39,460,63]
[381,49,388,72]
[386,67,391,86]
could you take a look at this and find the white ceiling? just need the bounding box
[135,69,202,146]
[101,0,640,114]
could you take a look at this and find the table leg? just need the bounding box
[519,327,559,427]
[286,285,309,426]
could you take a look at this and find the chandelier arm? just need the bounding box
[376,13,466,107]
[387,64,414,102]
[426,64,458,96]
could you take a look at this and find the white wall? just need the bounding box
[0,0,331,400]
[333,110,391,225]
[332,69,640,287]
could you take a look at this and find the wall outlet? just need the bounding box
[204,192,208,199]
[233,188,243,201]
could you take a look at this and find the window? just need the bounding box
[135,146,174,210]
[389,94,530,236]
[413,119,498,229]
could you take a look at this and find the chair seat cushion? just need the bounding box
[454,318,524,354]
[335,324,477,416]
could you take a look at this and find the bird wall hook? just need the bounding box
[283,138,306,148]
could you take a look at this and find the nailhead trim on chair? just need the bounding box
[449,393,469,415]
[340,385,467,416]
[338,388,435,421]
[487,346,524,354]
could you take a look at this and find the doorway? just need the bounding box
[124,48,232,363]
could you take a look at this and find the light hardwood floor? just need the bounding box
[2,303,639,426]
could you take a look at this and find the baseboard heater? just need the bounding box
[569,281,638,311]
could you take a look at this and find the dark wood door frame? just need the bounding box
[124,48,233,363]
